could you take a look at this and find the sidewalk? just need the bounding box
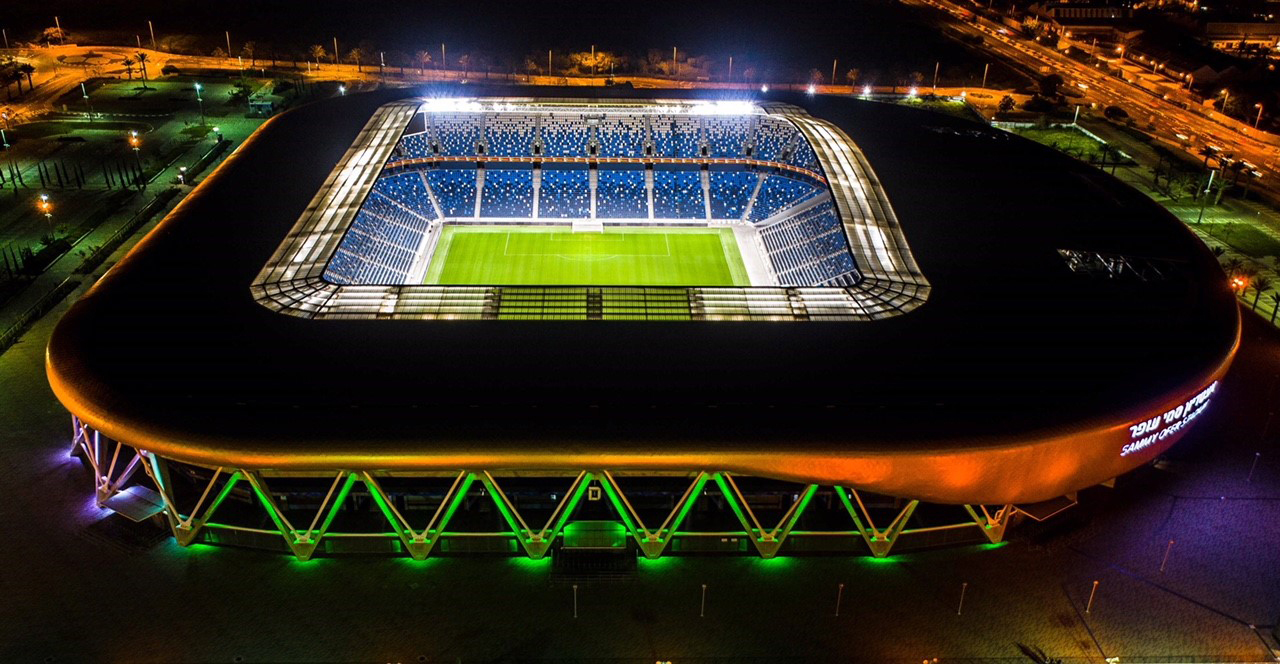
[0,133,240,351]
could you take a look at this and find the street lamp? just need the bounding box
[37,193,53,225]
[194,82,205,126]
[0,128,9,150]
[81,82,94,122]
[128,130,143,186]
[178,166,187,185]
[1219,89,1230,114]
[1255,103,1264,129]
[338,84,346,96]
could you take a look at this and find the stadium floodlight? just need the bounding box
[689,100,755,116]
[420,98,483,113]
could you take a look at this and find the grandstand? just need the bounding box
[320,99,876,291]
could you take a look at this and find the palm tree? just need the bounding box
[309,44,327,69]
[18,64,34,90]
[844,68,859,92]
[457,54,471,79]
[1242,170,1261,200]
[241,41,257,67]
[1210,245,1226,258]
[122,56,135,80]
[1223,257,1244,276]
[1198,146,1218,167]
[347,48,365,73]
[1251,276,1272,310]
[1270,291,1280,324]
[135,52,151,88]
[415,50,432,76]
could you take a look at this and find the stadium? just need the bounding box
[46,86,1239,562]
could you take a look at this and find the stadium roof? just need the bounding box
[46,85,1239,504]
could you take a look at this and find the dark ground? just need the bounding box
[1,288,1278,661]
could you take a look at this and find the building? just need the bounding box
[46,86,1239,562]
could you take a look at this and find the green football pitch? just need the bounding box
[423,226,751,286]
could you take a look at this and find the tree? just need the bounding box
[416,50,433,75]
[1251,276,1272,310]
[41,26,67,46]
[1198,146,1219,167]
[17,63,34,90]
[1223,257,1244,276]
[1039,73,1063,98]
[211,47,227,59]
[844,68,859,89]
[122,56,135,80]
[241,41,257,67]
[309,45,327,68]
[135,52,151,88]
[808,69,824,85]
[1270,291,1280,324]
[998,95,1016,113]
[347,48,365,73]
[457,54,471,78]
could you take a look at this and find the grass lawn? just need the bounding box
[424,226,749,286]
[893,98,982,122]
[1202,222,1280,260]
[1012,126,1118,163]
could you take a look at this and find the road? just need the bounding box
[905,0,1280,200]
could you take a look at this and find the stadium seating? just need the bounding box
[703,117,750,158]
[595,169,648,218]
[540,119,591,158]
[426,169,477,218]
[751,120,793,162]
[433,113,484,157]
[749,174,821,222]
[784,139,822,172]
[481,169,534,217]
[650,118,702,158]
[708,171,758,220]
[396,133,432,160]
[594,116,647,158]
[325,173,436,284]
[539,169,591,217]
[389,113,825,182]
[652,170,705,219]
[337,111,863,288]
[759,201,858,286]
[484,114,538,157]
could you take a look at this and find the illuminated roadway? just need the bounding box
[905,0,1280,199]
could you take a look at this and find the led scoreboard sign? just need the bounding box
[1121,381,1218,457]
